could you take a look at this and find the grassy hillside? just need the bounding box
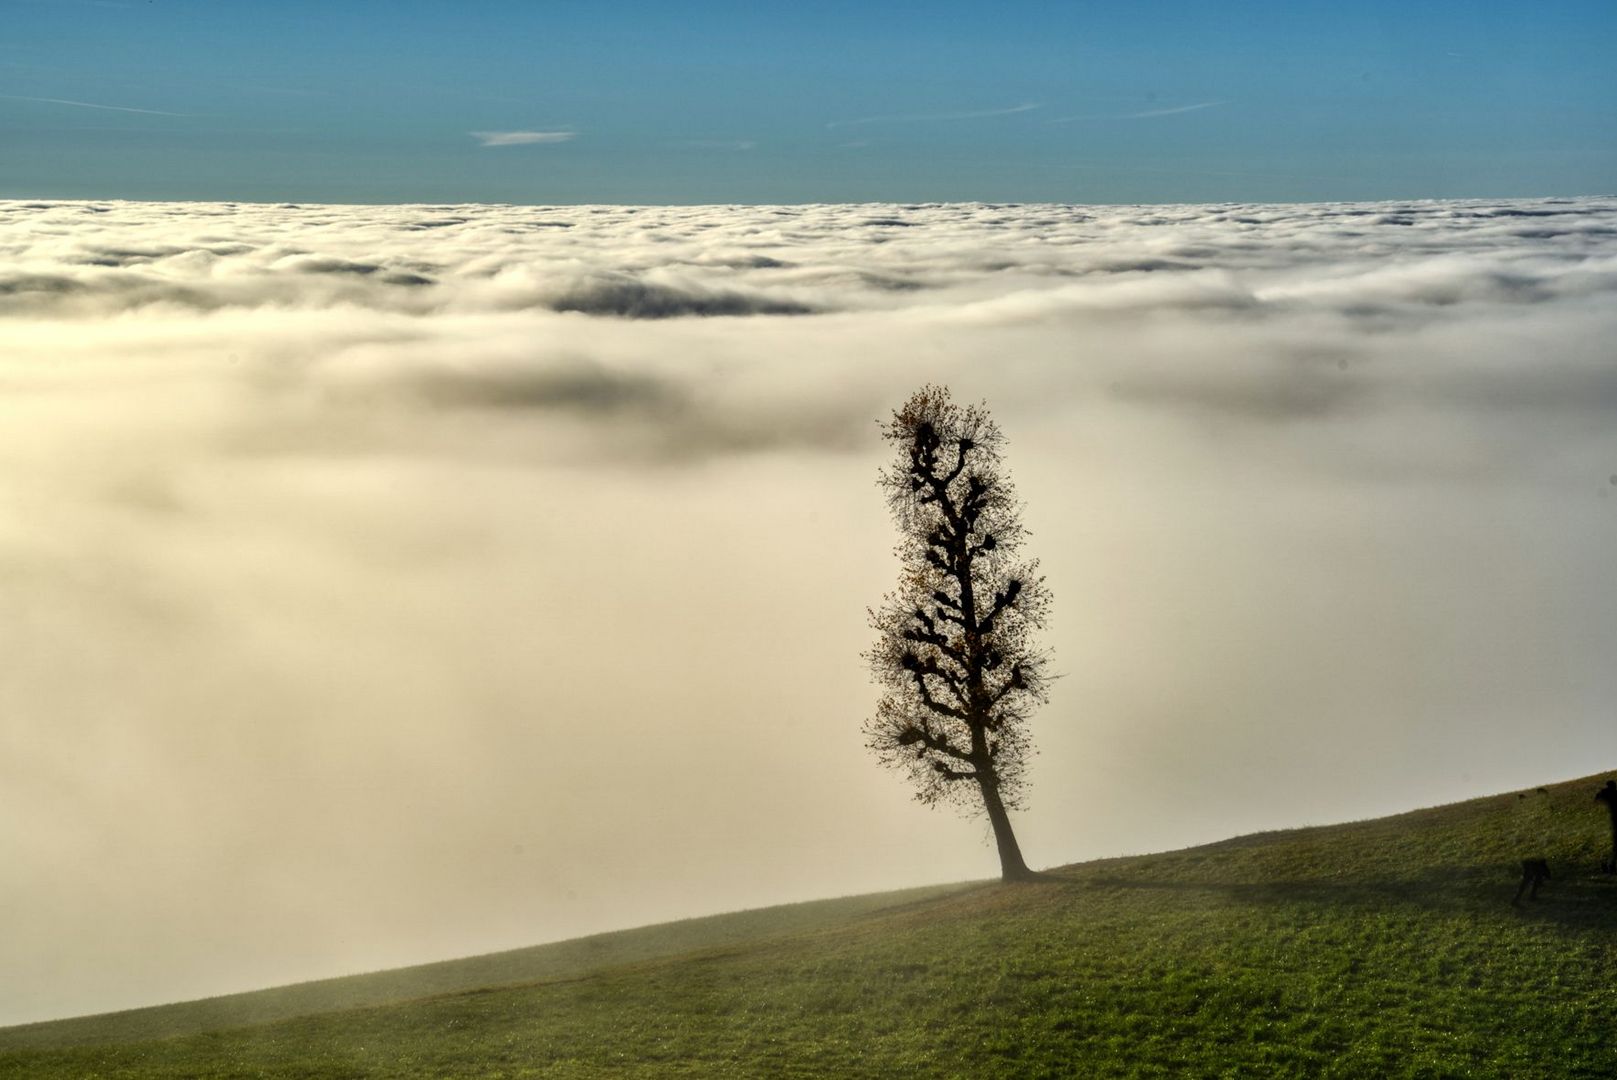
[4,772,1615,1078]
[0,883,970,1051]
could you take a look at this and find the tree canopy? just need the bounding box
[866,386,1051,881]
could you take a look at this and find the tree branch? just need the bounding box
[987,662,1026,704]
[913,450,967,535]
[903,623,968,667]
[959,475,989,527]
[942,438,973,487]
[977,579,1023,634]
[909,607,968,656]
[896,725,973,762]
[901,654,967,717]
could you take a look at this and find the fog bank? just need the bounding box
[2,196,1615,1024]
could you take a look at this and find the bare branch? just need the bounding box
[896,725,973,762]
[942,437,972,487]
[900,651,967,716]
[909,670,966,719]
[902,624,968,666]
[977,579,1023,634]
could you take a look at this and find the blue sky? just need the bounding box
[1,0,1613,204]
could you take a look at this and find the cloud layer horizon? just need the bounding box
[2,195,1615,1026]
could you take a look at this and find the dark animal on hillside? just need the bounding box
[1596,780,1617,873]
[1513,858,1550,904]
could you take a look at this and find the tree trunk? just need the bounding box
[978,773,1036,881]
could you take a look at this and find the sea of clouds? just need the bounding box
[3,196,1616,1024]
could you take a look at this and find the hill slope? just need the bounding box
[4,772,1615,1078]
[0,883,970,1051]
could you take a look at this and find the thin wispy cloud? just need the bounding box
[470,130,577,147]
[0,93,190,116]
[1050,100,1230,124]
[1125,100,1228,119]
[827,102,1040,129]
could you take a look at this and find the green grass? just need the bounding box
[4,773,1615,1078]
[0,884,971,1052]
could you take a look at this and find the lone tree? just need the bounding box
[866,385,1051,882]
